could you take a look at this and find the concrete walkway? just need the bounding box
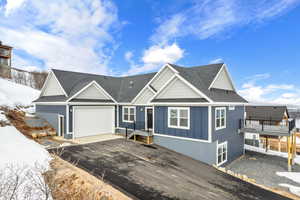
[72,134,123,144]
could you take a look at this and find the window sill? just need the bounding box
[215,126,226,131]
[168,125,190,130]
[123,120,134,123]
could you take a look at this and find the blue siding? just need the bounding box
[36,105,67,137]
[154,106,208,140]
[212,106,245,165]
[118,105,145,130]
[154,135,217,165]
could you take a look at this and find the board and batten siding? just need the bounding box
[156,78,201,99]
[150,67,174,91]
[35,104,67,137]
[212,106,245,164]
[118,105,145,130]
[154,106,208,140]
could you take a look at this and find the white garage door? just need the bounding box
[74,106,115,138]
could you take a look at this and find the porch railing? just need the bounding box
[239,119,295,134]
[125,121,152,138]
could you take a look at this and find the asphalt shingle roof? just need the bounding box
[246,106,288,121]
[35,63,247,103]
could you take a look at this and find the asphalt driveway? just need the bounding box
[54,139,290,200]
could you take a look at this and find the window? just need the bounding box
[123,106,135,122]
[217,141,227,165]
[215,107,226,130]
[168,107,190,129]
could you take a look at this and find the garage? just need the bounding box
[73,106,115,138]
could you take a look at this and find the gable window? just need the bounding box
[217,141,227,165]
[215,107,226,130]
[123,106,135,123]
[168,107,190,129]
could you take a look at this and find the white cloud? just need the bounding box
[0,0,121,74]
[125,43,184,75]
[151,0,300,44]
[238,73,300,105]
[4,0,26,16]
[209,58,224,64]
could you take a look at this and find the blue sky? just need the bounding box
[0,0,300,105]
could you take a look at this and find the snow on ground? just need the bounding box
[0,78,40,107]
[277,172,300,196]
[0,126,52,199]
[0,112,6,121]
[245,145,300,196]
[244,144,300,165]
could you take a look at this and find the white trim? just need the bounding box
[208,64,236,91]
[215,107,226,130]
[67,81,117,103]
[152,105,155,134]
[34,102,117,105]
[66,104,70,138]
[117,105,119,128]
[208,106,212,142]
[145,107,153,130]
[35,102,67,105]
[147,85,156,94]
[167,107,190,130]
[122,106,136,123]
[150,102,248,106]
[153,133,211,143]
[216,141,228,166]
[175,74,213,103]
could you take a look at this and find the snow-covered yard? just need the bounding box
[0,78,53,199]
[0,126,52,199]
[0,78,39,107]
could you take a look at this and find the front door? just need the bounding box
[146,108,153,130]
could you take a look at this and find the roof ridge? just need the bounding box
[52,68,156,79]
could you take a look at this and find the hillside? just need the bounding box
[0,78,40,107]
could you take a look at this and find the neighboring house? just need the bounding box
[33,63,247,166]
[288,109,300,129]
[243,106,293,147]
[0,41,12,78]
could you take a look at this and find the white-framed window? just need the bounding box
[123,106,135,123]
[168,107,190,129]
[217,141,227,165]
[215,107,226,130]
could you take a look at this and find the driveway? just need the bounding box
[54,139,290,200]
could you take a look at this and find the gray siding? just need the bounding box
[118,105,145,130]
[36,105,67,137]
[154,106,208,140]
[212,106,245,165]
[154,135,217,165]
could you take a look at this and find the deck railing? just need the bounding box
[125,121,152,138]
[239,119,295,134]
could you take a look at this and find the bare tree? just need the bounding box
[32,71,48,90]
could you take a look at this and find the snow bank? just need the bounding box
[0,126,51,169]
[245,144,300,165]
[0,78,40,107]
[0,126,52,199]
[277,172,300,196]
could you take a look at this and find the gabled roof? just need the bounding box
[35,63,247,103]
[51,69,155,102]
[168,63,247,103]
[246,106,288,121]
